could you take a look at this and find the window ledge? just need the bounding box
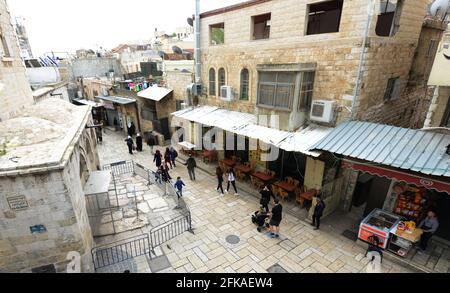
[2,56,14,62]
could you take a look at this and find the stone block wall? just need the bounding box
[0,0,34,122]
[424,86,450,128]
[0,119,98,273]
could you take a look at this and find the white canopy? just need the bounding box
[138,86,173,102]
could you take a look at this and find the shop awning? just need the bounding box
[138,86,173,102]
[97,96,136,105]
[236,124,291,148]
[73,99,104,108]
[279,124,333,157]
[172,106,256,133]
[311,121,450,177]
[341,159,450,195]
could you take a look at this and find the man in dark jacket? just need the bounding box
[186,154,197,181]
[125,136,134,155]
[260,185,273,213]
[269,198,283,238]
[146,132,156,154]
[312,196,326,230]
[136,133,143,152]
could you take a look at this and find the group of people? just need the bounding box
[215,166,238,196]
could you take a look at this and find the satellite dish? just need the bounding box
[187,17,194,27]
[430,0,450,17]
[172,46,183,54]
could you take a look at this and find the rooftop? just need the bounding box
[0,98,91,176]
[200,0,272,18]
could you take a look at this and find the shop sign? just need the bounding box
[7,195,29,211]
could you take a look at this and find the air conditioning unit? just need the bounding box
[310,100,336,123]
[220,86,234,102]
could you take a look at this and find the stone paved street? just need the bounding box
[96,129,416,273]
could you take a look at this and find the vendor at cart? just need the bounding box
[418,211,439,251]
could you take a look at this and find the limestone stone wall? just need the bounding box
[0,123,98,273]
[0,0,34,122]
[198,0,431,129]
[424,86,450,127]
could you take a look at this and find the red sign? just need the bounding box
[342,160,450,195]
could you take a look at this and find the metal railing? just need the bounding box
[149,211,193,251]
[91,234,151,270]
[103,161,135,176]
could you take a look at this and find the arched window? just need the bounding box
[209,68,216,96]
[240,69,249,100]
[218,68,226,89]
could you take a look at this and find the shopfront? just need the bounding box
[341,159,450,250]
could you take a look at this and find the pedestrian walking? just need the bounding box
[169,146,178,167]
[136,133,143,152]
[155,166,163,184]
[312,196,326,230]
[161,165,172,183]
[124,136,134,155]
[186,154,197,181]
[269,198,283,238]
[146,132,156,154]
[260,185,273,213]
[127,121,136,137]
[153,150,162,168]
[164,148,173,169]
[418,211,439,251]
[113,117,119,131]
[216,166,224,195]
[174,177,186,198]
[226,167,238,195]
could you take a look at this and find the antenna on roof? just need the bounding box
[187,16,194,27]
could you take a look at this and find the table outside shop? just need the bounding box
[274,181,297,193]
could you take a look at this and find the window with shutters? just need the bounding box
[383,77,400,101]
[209,68,216,96]
[240,69,249,100]
[298,72,315,110]
[257,72,296,110]
[218,68,226,89]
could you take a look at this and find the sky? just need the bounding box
[8,0,243,56]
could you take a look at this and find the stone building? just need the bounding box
[0,0,33,122]
[0,98,100,273]
[171,0,445,215]
[196,0,439,130]
[425,27,450,128]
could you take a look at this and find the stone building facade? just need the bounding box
[0,99,100,273]
[0,0,33,122]
[197,0,437,130]
[425,28,450,128]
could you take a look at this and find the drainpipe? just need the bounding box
[350,0,376,120]
[194,0,201,85]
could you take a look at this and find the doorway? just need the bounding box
[352,173,392,217]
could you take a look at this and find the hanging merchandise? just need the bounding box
[392,182,429,223]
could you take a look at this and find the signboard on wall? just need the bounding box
[7,195,29,211]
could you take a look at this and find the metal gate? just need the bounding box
[92,234,151,270]
[149,211,193,251]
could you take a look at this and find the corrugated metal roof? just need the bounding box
[97,96,136,105]
[311,121,450,177]
[138,86,173,102]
